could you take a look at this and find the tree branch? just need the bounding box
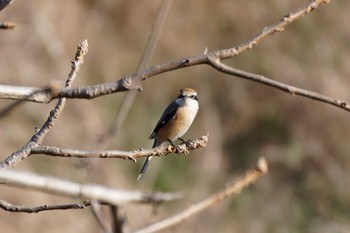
[30,133,209,162]
[207,57,350,111]
[91,0,173,150]
[0,1,334,112]
[0,199,91,213]
[0,40,88,168]
[31,39,88,144]
[135,157,268,233]
[111,206,130,233]
[0,169,182,206]
[91,200,114,233]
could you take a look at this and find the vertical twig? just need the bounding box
[91,0,173,149]
[110,206,130,233]
[91,201,113,233]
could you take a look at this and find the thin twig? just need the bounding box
[31,39,88,144]
[135,157,268,233]
[0,40,88,168]
[91,0,173,149]
[207,58,350,111]
[30,133,209,162]
[91,200,113,233]
[0,199,91,213]
[0,99,24,118]
[110,206,130,233]
[0,169,182,206]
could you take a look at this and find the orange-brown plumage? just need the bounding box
[137,88,199,180]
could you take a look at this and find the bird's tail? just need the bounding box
[137,155,152,181]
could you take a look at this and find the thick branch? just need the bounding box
[136,157,268,233]
[0,169,182,205]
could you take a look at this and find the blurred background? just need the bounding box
[1,0,350,232]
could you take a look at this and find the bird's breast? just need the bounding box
[156,105,198,142]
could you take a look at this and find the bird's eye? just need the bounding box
[190,95,198,100]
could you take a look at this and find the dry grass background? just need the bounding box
[1,0,350,232]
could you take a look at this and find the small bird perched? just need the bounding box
[137,88,199,180]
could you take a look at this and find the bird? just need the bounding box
[137,88,199,180]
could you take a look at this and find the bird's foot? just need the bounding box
[179,138,194,148]
[155,147,165,156]
[167,140,182,153]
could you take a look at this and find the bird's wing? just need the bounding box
[149,101,179,139]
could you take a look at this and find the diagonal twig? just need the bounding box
[91,0,173,154]
[0,40,88,168]
[91,200,113,233]
[135,157,268,233]
[207,58,350,111]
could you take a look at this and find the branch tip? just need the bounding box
[203,47,208,55]
[75,39,89,62]
[0,22,15,30]
[256,157,268,174]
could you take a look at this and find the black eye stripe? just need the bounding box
[177,93,198,100]
[190,95,198,100]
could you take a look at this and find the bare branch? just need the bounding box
[135,157,268,233]
[111,206,131,233]
[0,1,335,169]
[0,199,91,213]
[0,169,182,205]
[0,81,135,103]
[31,39,88,144]
[91,201,113,233]
[0,40,88,168]
[93,0,173,151]
[31,133,209,162]
[207,58,350,111]
[0,124,207,169]
[0,0,335,115]
[0,99,25,118]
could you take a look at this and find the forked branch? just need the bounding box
[0,1,339,114]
